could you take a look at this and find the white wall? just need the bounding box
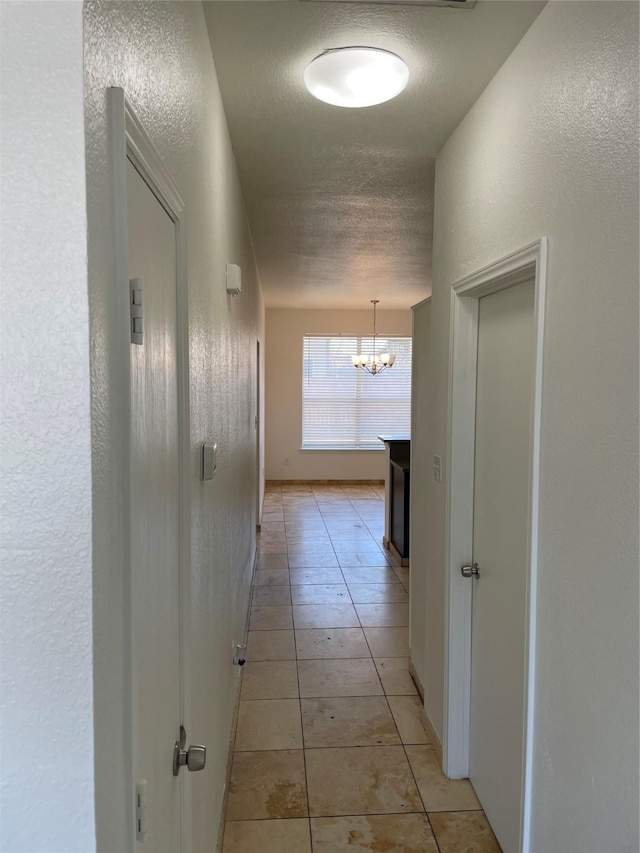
[266,308,412,480]
[84,2,264,849]
[0,2,95,850]
[409,299,431,700]
[424,4,639,850]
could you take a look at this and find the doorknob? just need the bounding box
[173,726,207,776]
[460,562,480,578]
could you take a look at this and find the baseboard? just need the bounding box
[389,541,409,567]
[216,546,257,852]
[423,709,443,770]
[266,479,384,486]
[409,659,443,770]
[408,658,425,701]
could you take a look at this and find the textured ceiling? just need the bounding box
[203,1,545,309]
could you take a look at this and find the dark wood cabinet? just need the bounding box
[390,457,410,559]
[378,436,411,564]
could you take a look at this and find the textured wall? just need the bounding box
[84,2,264,849]
[266,308,412,480]
[426,4,639,850]
[0,2,95,850]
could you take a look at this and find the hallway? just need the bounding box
[221,482,500,852]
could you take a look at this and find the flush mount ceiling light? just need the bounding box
[304,47,409,108]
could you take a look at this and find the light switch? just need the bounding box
[433,455,443,482]
[202,442,218,480]
[226,263,242,295]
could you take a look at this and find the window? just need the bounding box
[302,334,412,450]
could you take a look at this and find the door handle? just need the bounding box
[460,562,480,579]
[173,726,207,776]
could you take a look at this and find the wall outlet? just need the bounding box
[283,457,290,466]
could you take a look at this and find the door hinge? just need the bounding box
[135,780,148,842]
[130,277,143,345]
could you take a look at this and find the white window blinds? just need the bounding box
[302,335,412,450]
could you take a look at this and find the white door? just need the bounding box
[469,280,535,853]
[128,158,182,851]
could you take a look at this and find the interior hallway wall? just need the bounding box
[266,307,412,481]
[425,3,639,851]
[84,2,264,849]
[0,3,94,849]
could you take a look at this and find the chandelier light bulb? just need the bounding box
[304,48,409,108]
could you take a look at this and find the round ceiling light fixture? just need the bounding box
[304,47,409,108]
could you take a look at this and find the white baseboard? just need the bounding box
[215,546,257,851]
[409,659,443,770]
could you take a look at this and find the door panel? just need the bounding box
[128,159,182,851]
[469,280,535,853]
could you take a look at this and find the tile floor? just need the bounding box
[222,482,501,853]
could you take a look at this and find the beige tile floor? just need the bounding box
[222,482,501,853]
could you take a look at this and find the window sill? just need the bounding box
[300,446,384,452]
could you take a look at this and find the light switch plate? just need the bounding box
[202,442,218,480]
[226,263,241,295]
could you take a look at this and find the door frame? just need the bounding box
[256,339,262,528]
[443,238,547,852]
[109,87,193,851]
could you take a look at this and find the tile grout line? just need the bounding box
[291,539,314,853]
[401,736,445,853]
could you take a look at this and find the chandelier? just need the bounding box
[351,300,396,375]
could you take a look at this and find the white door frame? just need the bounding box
[109,87,193,851]
[443,238,547,852]
[256,338,262,528]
